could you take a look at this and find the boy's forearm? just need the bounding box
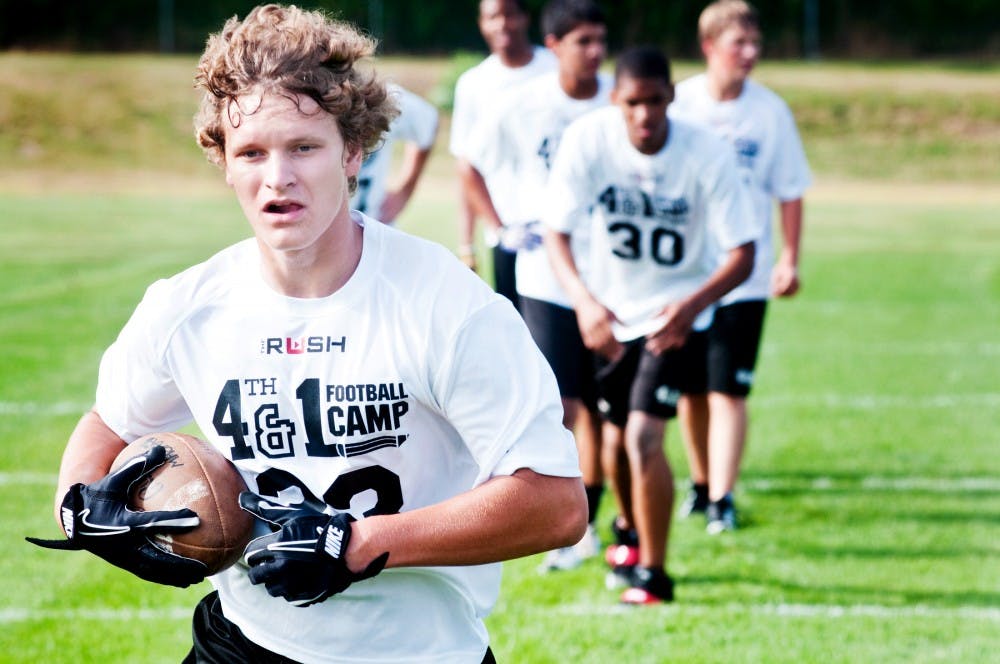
[778,198,803,264]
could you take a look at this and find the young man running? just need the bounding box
[29,5,586,661]
[544,46,756,603]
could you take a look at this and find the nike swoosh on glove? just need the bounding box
[26,444,207,587]
[240,491,388,607]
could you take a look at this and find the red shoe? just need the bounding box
[604,544,640,590]
[604,544,639,568]
[620,566,674,605]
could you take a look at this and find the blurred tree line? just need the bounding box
[0,0,996,57]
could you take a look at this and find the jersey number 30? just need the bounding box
[608,220,685,266]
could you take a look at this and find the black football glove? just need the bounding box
[26,444,207,588]
[240,491,388,607]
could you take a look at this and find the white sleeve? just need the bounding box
[702,141,760,251]
[465,98,514,177]
[449,72,476,158]
[543,120,592,235]
[391,86,439,149]
[768,102,813,201]
[434,300,580,482]
[95,282,193,440]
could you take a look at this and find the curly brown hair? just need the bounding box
[194,4,397,171]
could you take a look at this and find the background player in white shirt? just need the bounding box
[545,46,756,604]
[29,6,586,662]
[467,0,611,572]
[670,0,813,534]
[351,82,439,224]
[450,0,557,307]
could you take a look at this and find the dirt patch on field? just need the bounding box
[0,169,231,197]
[754,64,1000,95]
[810,179,1000,206]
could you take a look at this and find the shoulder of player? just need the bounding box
[372,222,498,315]
[669,118,733,164]
[671,73,706,107]
[453,55,498,93]
[569,105,619,148]
[743,78,794,114]
[530,45,558,68]
[673,73,706,95]
[569,104,617,135]
[496,71,560,114]
[135,240,255,332]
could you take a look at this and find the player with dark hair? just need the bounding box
[671,0,812,533]
[544,45,757,603]
[467,0,611,571]
[351,83,438,225]
[450,0,557,306]
[28,5,587,661]
[540,0,605,37]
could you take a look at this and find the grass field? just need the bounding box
[1,54,999,662]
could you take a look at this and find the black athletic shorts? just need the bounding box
[184,591,497,663]
[520,296,599,410]
[594,332,708,427]
[492,245,519,312]
[706,299,767,396]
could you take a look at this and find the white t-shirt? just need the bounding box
[450,47,558,226]
[670,75,812,303]
[469,72,613,307]
[94,215,579,664]
[351,83,439,222]
[545,107,758,341]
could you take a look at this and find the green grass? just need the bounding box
[2,54,999,662]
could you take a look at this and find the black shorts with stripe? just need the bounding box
[594,332,708,427]
[706,299,767,396]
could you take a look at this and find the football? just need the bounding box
[112,432,254,575]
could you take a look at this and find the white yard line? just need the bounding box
[0,607,192,623]
[0,401,90,416]
[753,393,1000,409]
[762,341,1000,356]
[552,602,1000,621]
[4,602,997,624]
[6,471,998,492]
[742,475,1000,492]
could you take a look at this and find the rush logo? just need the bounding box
[261,336,346,355]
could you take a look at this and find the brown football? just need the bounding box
[111,432,254,575]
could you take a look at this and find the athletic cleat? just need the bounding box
[678,481,709,518]
[604,543,639,568]
[620,566,674,605]
[603,543,639,589]
[573,524,601,560]
[705,494,737,534]
[538,545,582,572]
[610,517,639,548]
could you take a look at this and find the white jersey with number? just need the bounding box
[670,75,812,303]
[350,83,439,222]
[93,214,579,664]
[468,72,613,307]
[545,107,758,341]
[450,46,558,226]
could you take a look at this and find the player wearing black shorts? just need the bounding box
[671,0,812,534]
[466,0,612,571]
[544,46,757,604]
